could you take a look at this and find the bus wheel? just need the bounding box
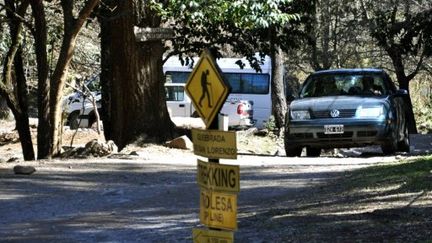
[67,111,80,130]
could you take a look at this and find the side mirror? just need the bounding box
[396,89,408,96]
[286,94,296,104]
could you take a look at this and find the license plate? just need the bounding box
[324,125,344,134]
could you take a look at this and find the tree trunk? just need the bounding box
[269,25,287,134]
[100,0,175,150]
[0,97,10,119]
[271,47,288,133]
[49,30,76,156]
[14,47,35,161]
[30,1,51,159]
[1,0,35,160]
[395,73,418,134]
[389,48,418,134]
[46,0,99,157]
[99,16,113,140]
[1,93,35,160]
[14,111,35,160]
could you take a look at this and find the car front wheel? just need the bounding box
[306,147,321,157]
[67,111,80,130]
[284,140,302,157]
[381,127,398,155]
[397,123,410,153]
[381,143,397,155]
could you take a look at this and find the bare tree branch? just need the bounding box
[0,1,35,34]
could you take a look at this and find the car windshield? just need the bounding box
[300,73,388,98]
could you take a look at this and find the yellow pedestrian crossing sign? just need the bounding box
[185,50,231,128]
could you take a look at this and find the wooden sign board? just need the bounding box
[192,128,237,159]
[197,160,239,193]
[192,228,233,243]
[200,188,237,230]
[134,27,174,41]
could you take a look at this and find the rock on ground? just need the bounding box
[165,135,193,150]
[13,165,36,175]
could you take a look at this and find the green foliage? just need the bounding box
[264,115,276,131]
[162,0,301,68]
[0,1,99,115]
[225,0,298,29]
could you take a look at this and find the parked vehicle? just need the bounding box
[64,75,254,129]
[164,55,272,128]
[284,68,410,157]
[63,76,101,129]
[165,83,254,128]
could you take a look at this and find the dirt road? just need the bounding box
[1,118,431,242]
[1,147,431,242]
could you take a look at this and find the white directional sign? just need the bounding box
[134,27,174,41]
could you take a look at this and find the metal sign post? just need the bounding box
[185,50,239,242]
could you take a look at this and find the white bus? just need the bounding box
[163,55,272,128]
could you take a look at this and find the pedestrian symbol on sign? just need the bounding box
[185,49,231,128]
[199,69,212,108]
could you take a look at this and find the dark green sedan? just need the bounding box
[284,69,410,157]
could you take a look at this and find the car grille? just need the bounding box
[317,132,353,138]
[312,109,356,119]
[357,131,378,137]
[288,133,314,139]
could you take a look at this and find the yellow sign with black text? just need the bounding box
[192,228,234,243]
[199,188,237,230]
[192,128,237,159]
[197,160,240,193]
[185,50,231,128]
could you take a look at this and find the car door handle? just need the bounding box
[179,104,185,108]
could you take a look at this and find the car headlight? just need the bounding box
[290,110,311,120]
[355,106,384,118]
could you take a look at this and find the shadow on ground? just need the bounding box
[237,157,432,242]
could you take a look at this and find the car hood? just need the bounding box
[290,96,388,111]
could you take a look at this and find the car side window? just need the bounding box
[360,76,385,95]
[300,78,315,98]
[372,77,386,95]
[165,86,185,101]
[382,74,397,94]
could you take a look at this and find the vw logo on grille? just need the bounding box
[330,109,340,118]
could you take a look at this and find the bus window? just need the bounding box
[165,71,270,94]
[165,86,185,101]
[224,73,242,93]
[165,71,190,83]
[224,73,269,94]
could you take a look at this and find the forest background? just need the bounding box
[0,0,431,161]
